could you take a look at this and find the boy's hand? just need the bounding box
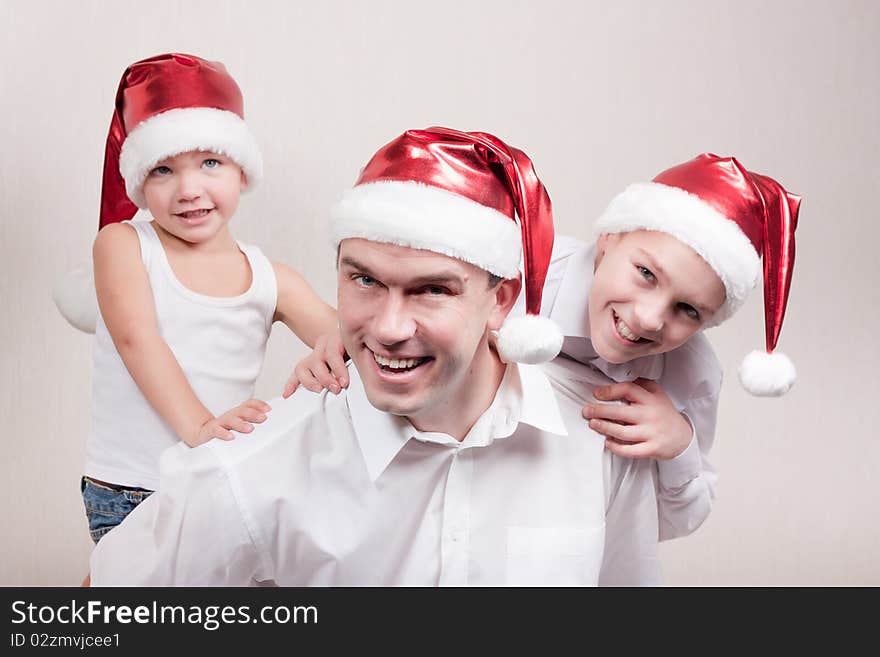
[581,378,692,460]
[191,399,272,446]
[283,331,349,398]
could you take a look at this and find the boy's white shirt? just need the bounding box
[90,361,663,586]
[511,234,721,540]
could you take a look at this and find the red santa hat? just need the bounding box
[330,127,563,364]
[593,153,801,396]
[54,53,262,331]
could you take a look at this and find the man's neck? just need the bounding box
[407,343,508,442]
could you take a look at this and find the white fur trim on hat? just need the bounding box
[119,107,263,208]
[53,262,98,333]
[330,181,522,279]
[593,182,761,326]
[495,314,564,364]
[738,350,796,396]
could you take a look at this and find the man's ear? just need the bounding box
[487,274,522,331]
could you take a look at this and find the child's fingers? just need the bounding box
[582,402,641,424]
[327,351,349,389]
[283,378,299,399]
[311,363,340,394]
[593,381,650,404]
[238,407,268,424]
[588,418,641,442]
[604,438,655,459]
[212,427,234,441]
[298,368,323,393]
[223,417,254,434]
[242,399,271,412]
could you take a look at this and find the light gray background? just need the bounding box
[2,0,877,586]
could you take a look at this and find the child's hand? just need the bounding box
[283,332,349,398]
[581,378,692,460]
[191,399,272,446]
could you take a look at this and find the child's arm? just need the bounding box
[272,262,348,397]
[94,224,269,446]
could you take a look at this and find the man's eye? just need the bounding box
[678,303,700,321]
[203,158,221,169]
[355,275,375,287]
[637,265,655,282]
[150,166,171,176]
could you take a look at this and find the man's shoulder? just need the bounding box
[539,356,607,407]
[206,389,345,469]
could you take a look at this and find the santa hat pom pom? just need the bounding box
[738,350,796,397]
[496,314,563,364]
[52,262,98,334]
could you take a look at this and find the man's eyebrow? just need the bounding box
[339,257,464,287]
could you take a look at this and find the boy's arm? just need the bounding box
[94,224,266,446]
[272,262,337,348]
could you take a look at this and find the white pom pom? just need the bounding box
[52,262,98,334]
[738,350,796,397]
[495,314,564,364]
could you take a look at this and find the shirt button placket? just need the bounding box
[438,446,474,586]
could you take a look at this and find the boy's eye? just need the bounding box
[422,285,448,296]
[677,303,700,321]
[150,165,172,176]
[636,265,655,282]
[202,158,221,169]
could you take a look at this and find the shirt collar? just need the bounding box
[345,361,568,482]
[549,241,664,383]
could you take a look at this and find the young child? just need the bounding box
[292,152,801,542]
[59,53,346,544]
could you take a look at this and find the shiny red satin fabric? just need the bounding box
[100,54,244,228]
[655,154,800,352]
[356,127,555,318]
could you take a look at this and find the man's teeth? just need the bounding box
[373,353,423,370]
[616,317,640,342]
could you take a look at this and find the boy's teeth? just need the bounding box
[616,317,640,342]
[373,353,422,369]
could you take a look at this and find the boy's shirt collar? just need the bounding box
[549,240,664,383]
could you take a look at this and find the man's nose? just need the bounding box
[372,294,417,345]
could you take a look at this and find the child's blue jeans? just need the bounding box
[80,476,154,544]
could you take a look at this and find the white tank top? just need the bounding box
[85,221,278,490]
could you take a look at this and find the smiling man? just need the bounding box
[89,127,663,586]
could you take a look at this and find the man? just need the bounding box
[89,127,662,586]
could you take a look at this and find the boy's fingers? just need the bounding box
[588,418,641,442]
[214,427,234,441]
[582,402,640,424]
[283,379,299,399]
[225,417,254,434]
[243,399,271,412]
[634,378,663,394]
[327,352,349,387]
[604,438,655,459]
[594,382,649,404]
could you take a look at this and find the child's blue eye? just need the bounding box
[422,286,448,296]
[150,165,172,176]
[637,265,655,282]
[203,158,221,169]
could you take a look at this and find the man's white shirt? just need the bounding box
[91,359,662,586]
